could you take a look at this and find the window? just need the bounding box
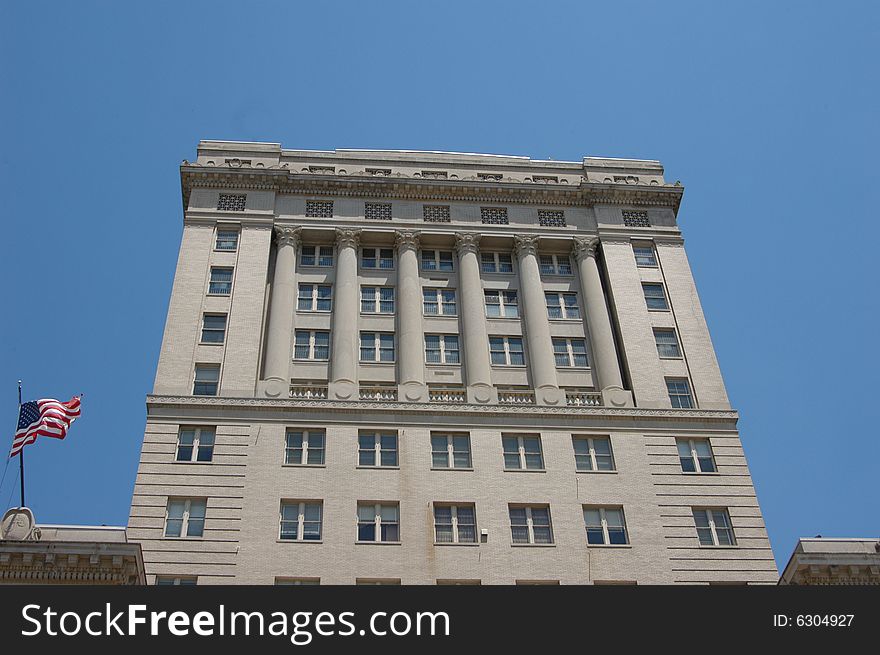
[436,579,481,585]
[360,332,395,363]
[156,577,197,585]
[423,288,457,316]
[480,252,514,273]
[356,578,401,585]
[480,207,509,224]
[693,508,736,546]
[176,427,215,462]
[583,507,628,545]
[654,328,682,358]
[622,210,650,227]
[633,243,657,267]
[358,431,398,467]
[215,229,239,251]
[642,283,669,310]
[553,338,589,367]
[361,247,394,269]
[425,334,460,364]
[217,193,246,211]
[285,429,326,466]
[275,578,320,585]
[421,250,454,271]
[502,434,544,470]
[193,364,220,396]
[423,205,451,222]
[545,292,580,319]
[490,336,525,366]
[297,284,332,312]
[509,505,553,544]
[305,200,333,218]
[300,245,334,267]
[280,501,323,541]
[539,254,572,276]
[572,436,615,472]
[666,377,694,408]
[200,314,227,344]
[364,202,392,221]
[434,504,477,543]
[484,290,519,318]
[538,210,566,227]
[208,267,233,295]
[294,330,330,360]
[677,438,716,473]
[165,498,206,538]
[357,503,400,543]
[430,432,471,468]
[361,286,395,314]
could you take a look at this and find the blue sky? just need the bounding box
[0,1,877,569]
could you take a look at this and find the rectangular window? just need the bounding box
[360,332,395,363]
[633,243,658,267]
[305,200,333,218]
[156,577,197,585]
[583,506,629,545]
[502,434,544,470]
[539,254,573,276]
[164,498,206,538]
[677,438,716,473]
[364,202,392,221]
[553,338,589,367]
[176,427,215,463]
[358,431,398,467]
[297,284,333,312]
[208,267,233,295]
[285,429,326,466]
[361,247,394,269]
[480,252,514,273]
[693,508,736,546]
[480,207,509,224]
[357,503,400,543]
[425,334,460,364]
[572,436,614,472]
[280,501,323,541]
[215,229,239,251]
[192,364,220,396]
[434,504,477,544]
[509,505,553,544]
[642,283,669,310]
[489,336,524,366]
[300,245,334,267]
[361,286,395,314]
[666,377,694,408]
[217,193,246,212]
[545,292,580,319]
[293,330,330,360]
[200,314,227,344]
[484,290,519,318]
[654,328,682,358]
[423,205,451,222]
[423,288,457,316]
[430,432,471,469]
[421,250,454,271]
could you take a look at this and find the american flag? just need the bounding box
[10,397,82,458]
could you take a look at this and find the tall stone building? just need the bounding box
[127,141,777,584]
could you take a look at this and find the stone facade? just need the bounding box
[779,538,880,585]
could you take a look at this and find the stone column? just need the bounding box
[454,232,497,404]
[513,235,565,406]
[262,226,301,398]
[328,228,361,400]
[572,236,633,408]
[395,230,428,402]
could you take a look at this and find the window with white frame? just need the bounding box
[360,332,395,363]
[156,576,197,585]
[215,229,239,251]
[484,289,519,318]
[200,314,227,344]
[358,431,398,467]
[285,429,326,466]
[361,286,395,314]
[489,336,524,366]
[430,432,471,468]
[553,338,589,367]
[642,282,669,310]
[293,330,330,360]
[192,364,220,396]
[677,438,716,473]
[357,503,400,542]
[421,249,454,271]
[654,328,682,358]
[480,252,513,273]
[539,254,573,276]
[633,243,658,267]
[509,505,553,544]
[666,377,694,408]
[425,334,460,364]
[692,508,736,546]
[545,292,580,319]
[176,427,215,463]
[361,247,394,269]
[164,498,206,538]
[572,436,614,472]
[280,501,322,541]
[434,504,477,544]
[208,267,233,295]
[423,288,457,316]
[275,578,320,585]
[583,506,628,545]
[502,434,544,470]
[298,284,332,312]
[300,245,334,267]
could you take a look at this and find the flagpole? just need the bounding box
[18,380,24,508]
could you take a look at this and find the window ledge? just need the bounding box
[355,541,402,546]
[491,365,527,369]
[276,540,324,544]
[681,471,720,476]
[575,469,618,475]
[282,464,327,469]
[698,545,739,549]
[359,361,397,366]
[511,543,556,548]
[422,314,459,319]
[355,466,401,470]
[503,468,546,473]
[430,467,474,472]
[486,316,521,321]
[647,308,671,313]
[548,318,582,322]
[433,542,480,547]
[172,460,214,465]
[198,342,225,347]
[586,544,632,549]
[162,537,204,541]
[425,363,462,368]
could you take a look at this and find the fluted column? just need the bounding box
[328,228,361,400]
[513,235,564,406]
[395,230,429,402]
[454,233,497,404]
[572,236,633,408]
[262,226,301,398]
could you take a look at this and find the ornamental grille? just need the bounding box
[622,210,650,227]
[217,194,246,211]
[365,202,393,221]
[477,173,503,181]
[306,200,334,218]
[481,207,509,225]
[538,210,566,227]
[423,205,451,222]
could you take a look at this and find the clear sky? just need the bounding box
[1,1,877,569]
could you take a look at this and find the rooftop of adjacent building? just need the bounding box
[779,537,880,585]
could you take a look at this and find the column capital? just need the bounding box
[335,227,361,250]
[274,226,301,249]
[571,236,600,261]
[454,232,481,255]
[513,234,541,258]
[394,230,421,252]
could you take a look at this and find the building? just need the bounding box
[779,538,880,585]
[127,141,777,584]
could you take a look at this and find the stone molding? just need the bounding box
[394,230,421,252]
[453,232,481,255]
